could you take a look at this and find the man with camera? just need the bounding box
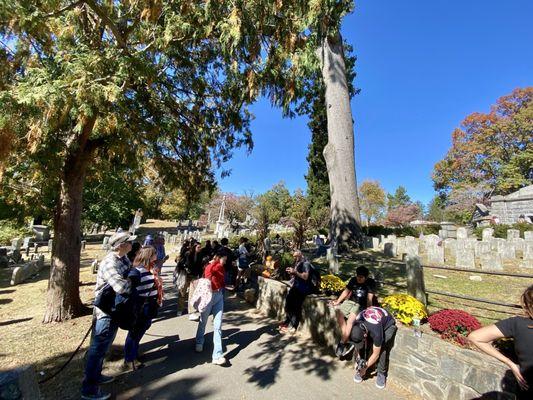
[350,306,397,390]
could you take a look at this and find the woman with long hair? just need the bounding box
[468,285,533,398]
[124,246,163,370]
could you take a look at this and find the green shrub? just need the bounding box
[280,252,294,269]
[0,220,31,245]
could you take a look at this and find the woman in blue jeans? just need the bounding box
[124,245,163,370]
[195,251,227,365]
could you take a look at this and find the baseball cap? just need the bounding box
[109,232,137,248]
[350,323,367,349]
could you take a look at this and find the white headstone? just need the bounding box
[507,229,520,240]
[480,252,503,271]
[456,247,475,269]
[482,228,494,241]
[524,231,533,241]
[456,227,468,240]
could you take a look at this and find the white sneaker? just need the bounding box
[189,313,200,321]
[212,357,226,365]
[195,344,203,353]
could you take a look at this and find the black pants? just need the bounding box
[283,287,307,329]
[376,324,397,376]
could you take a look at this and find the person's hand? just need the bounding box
[509,363,529,391]
[358,366,367,377]
[328,300,338,307]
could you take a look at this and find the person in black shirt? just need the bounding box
[218,238,236,289]
[350,306,397,390]
[329,266,376,357]
[279,251,311,334]
[469,285,533,399]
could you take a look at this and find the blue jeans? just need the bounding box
[82,315,119,395]
[124,304,153,362]
[195,290,224,360]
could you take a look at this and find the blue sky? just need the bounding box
[217,0,533,205]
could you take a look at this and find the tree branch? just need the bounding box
[42,0,84,18]
[83,0,128,51]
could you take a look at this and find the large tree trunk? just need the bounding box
[320,33,362,249]
[43,118,96,323]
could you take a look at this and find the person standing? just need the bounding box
[468,285,533,399]
[124,246,163,370]
[81,232,136,400]
[235,237,250,288]
[195,251,227,365]
[279,251,311,334]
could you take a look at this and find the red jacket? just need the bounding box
[204,259,225,291]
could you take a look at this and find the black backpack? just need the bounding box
[307,263,321,294]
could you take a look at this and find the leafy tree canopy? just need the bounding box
[358,180,386,225]
[387,186,411,209]
[433,87,533,197]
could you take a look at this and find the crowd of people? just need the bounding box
[81,229,533,400]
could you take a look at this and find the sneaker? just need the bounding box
[81,389,111,400]
[353,372,363,384]
[195,344,203,353]
[335,342,345,357]
[376,373,387,389]
[98,374,115,384]
[212,357,226,365]
[189,313,200,321]
[342,342,355,357]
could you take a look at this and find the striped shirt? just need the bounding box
[129,265,158,299]
[94,252,131,319]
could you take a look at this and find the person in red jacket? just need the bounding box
[195,250,227,365]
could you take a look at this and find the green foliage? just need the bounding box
[280,252,295,269]
[256,182,293,225]
[387,186,411,209]
[473,223,533,240]
[426,195,447,222]
[0,220,31,245]
[359,180,386,225]
[433,87,532,198]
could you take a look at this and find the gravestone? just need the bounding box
[406,255,427,306]
[444,238,457,262]
[384,242,395,257]
[396,237,406,257]
[33,243,39,254]
[501,243,516,260]
[491,238,505,253]
[480,253,503,271]
[456,227,468,240]
[521,242,533,268]
[81,240,86,250]
[507,229,520,240]
[481,228,494,241]
[511,238,525,254]
[456,247,475,269]
[47,239,53,252]
[11,238,23,251]
[427,243,444,264]
[102,236,110,250]
[404,236,419,256]
[475,241,491,257]
[0,366,41,399]
[32,224,50,241]
[524,231,533,241]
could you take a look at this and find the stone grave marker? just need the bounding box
[524,231,533,241]
[456,227,468,240]
[48,239,53,252]
[507,229,520,240]
[444,238,457,262]
[501,243,516,260]
[475,241,491,257]
[482,228,494,241]
[11,237,23,251]
[480,253,503,271]
[456,247,475,269]
[404,236,419,256]
[384,242,395,257]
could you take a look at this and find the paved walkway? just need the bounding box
[107,265,406,400]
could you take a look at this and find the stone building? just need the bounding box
[473,185,533,226]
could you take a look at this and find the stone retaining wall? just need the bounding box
[256,277,518,400]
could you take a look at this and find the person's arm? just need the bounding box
[367,293,375,308]
[361,345,381,372]
[468,325,528,390]
[101,262,131,295]
[331,288,352,306]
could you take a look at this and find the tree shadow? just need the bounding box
[471,369,520,399]
[0,317,32,326]
[0,289,15,295]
